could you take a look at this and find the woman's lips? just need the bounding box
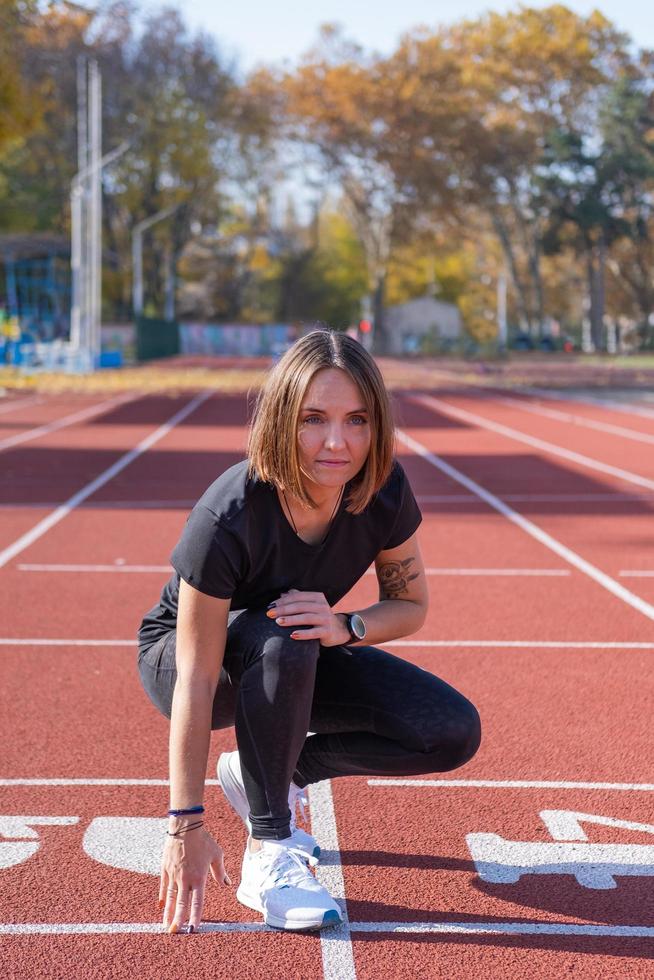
[316,460,349,466]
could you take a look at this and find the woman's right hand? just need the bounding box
[160,822,232,933]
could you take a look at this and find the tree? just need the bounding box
[384,7,632,337]
[280,26,425,352]
[536,73,654,348]
[0,0,41,160]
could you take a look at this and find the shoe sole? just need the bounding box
[236,884,342,931]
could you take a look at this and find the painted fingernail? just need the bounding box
[158,899,165,910]
[187,925,195,935]
[168,923,179,935]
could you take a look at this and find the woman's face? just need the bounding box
[296,368,372,496]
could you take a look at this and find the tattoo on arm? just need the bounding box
[378,557,420,599]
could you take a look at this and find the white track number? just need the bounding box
[467,810,654,890]
[0,816,79,870]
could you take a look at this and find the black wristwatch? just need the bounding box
[343,612,366,642]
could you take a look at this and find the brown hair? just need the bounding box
[247,329,396,513]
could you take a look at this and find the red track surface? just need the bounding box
[1,370,653,978]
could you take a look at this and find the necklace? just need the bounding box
[281,484,344,546]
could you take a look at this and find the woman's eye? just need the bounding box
[302,415,367,425]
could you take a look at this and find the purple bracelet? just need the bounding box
[168,805,205,817]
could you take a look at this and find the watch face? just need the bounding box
[350,613,366,640]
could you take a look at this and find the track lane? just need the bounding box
[398,398,654,608]
[3,386,653,979]
[416,391,654,485]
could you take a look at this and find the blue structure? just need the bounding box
[0,234,71,342]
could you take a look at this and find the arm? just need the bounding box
[161,579,233,933]
[337,531,428,646]
[169,578,230,809]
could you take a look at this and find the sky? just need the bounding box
[167,0,653,71]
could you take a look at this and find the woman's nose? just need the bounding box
[324,425,346,448]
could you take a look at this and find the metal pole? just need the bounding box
[71,58,89,352]
[132,227,143,318]
[69,143,129,362]
[497,270,508,351]
[132,204,180,319]
[70,184,83,350]
[88,60,102,367]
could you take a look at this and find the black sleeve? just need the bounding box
[383,462,423,550]
[170,504,244,599]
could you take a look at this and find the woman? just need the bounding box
[137,329,481,934]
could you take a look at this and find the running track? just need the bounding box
[1,365,653,979]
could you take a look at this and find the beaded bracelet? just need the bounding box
[168,805,205,817]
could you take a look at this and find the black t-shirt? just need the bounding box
[138,457,422,648]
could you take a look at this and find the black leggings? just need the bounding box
[137,607,481,841]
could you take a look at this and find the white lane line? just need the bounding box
[0,395,42,416]
[18,564,172,573]
[1,920,652,939]
[308,781,356,980]
[413,393,654,492]
[396,427,654,622]
[15,563,570,578]
[417,492,654,503]
[350,921,654,939]
[368,779,654,791]
[0,391,212,571]
[2,638,654,650]
[521,386,654,422]
[413,568,569,577]
[0,392,135,452]
[492,394,654,445]
[3,776,653,790]
[0,638,135,646]
[0,780,224,788]
[383,640,654,649]
[0,500,197,510]
[3,493,652,509]
[620,571,654,578]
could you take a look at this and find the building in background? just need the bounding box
[385,295,461,354]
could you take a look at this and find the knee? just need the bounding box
[262,628,320,676]
[444,700,481,770]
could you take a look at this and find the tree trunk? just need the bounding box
[371,276,389,355]
[490,207,533,334]
[586,245,605,352]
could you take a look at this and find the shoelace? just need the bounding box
[289,783,308,827]
[259,843,318,889]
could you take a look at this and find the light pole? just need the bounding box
[70,139,129,362]
[497,270,508,352]
[132,204,180,320]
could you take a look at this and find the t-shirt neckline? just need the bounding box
[272,481,350,550]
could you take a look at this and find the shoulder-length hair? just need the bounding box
[247,329,395,514]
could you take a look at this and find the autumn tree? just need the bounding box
[0,0,41,161]
[384,7,632,339]
[280,26,429,352]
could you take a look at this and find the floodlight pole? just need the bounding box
[70,139,129,355]
[132,204,180,319]
[497,270,508,351]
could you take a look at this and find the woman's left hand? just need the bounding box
[267,589,350,647]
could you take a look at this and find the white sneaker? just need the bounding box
[236,839,342,931]
[217,751,320,861]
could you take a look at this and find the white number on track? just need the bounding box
[467,810,654,890]
[0,816,79,869]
